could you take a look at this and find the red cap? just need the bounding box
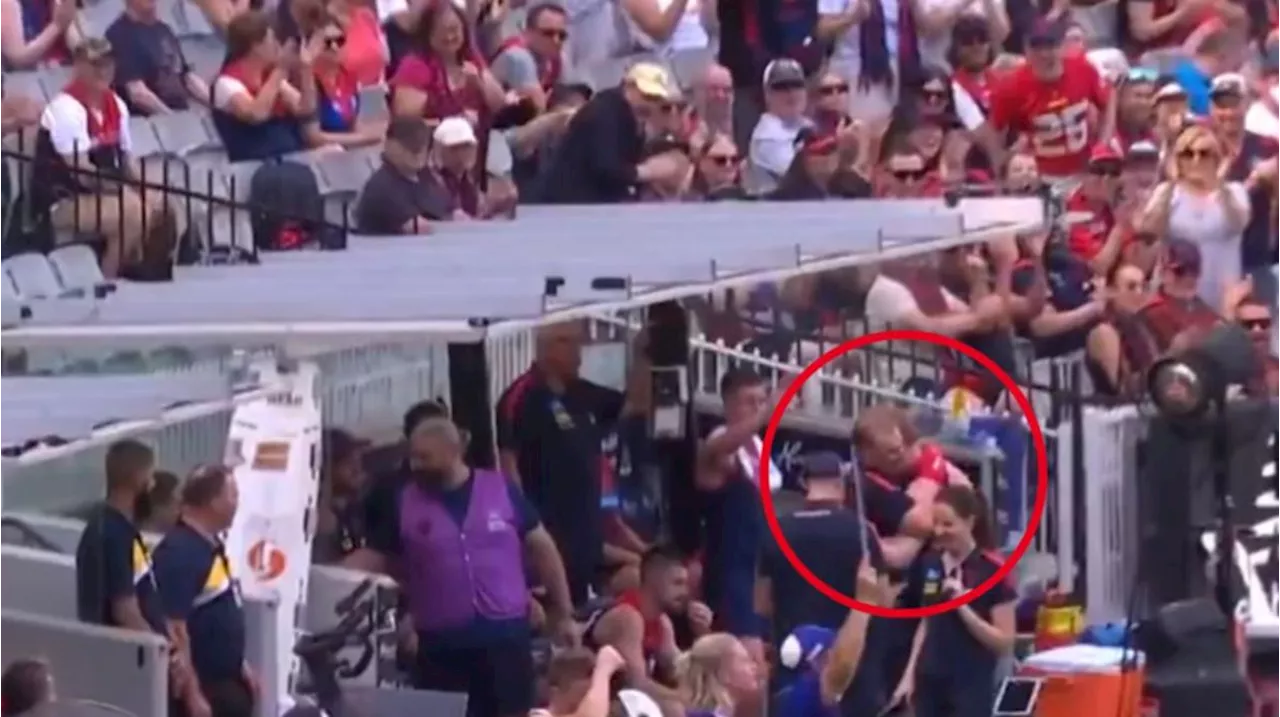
[1088,143,1121,165]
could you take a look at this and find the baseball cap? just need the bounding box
[779,625,836,671]
[1027,16,1064,46]
[73,37,115,65]
[1209,72,1247,98]
[801,451,845,481]
[625,62,678,101]
[434,116,477,147]
[1088,143,1121,164]
[1125,140,1160,162]
[1164,237,1202,276]
[1155,82,1187,101]
[764,58,806,89]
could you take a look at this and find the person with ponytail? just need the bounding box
[676,633,762,717]
[886,486,1017,717]
[211,10,318,161]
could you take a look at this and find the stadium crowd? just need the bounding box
[2,0,1279,713]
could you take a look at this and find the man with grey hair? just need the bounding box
[354,415,575,717]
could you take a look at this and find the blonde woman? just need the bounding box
[1138,123,1251,309]
[675,633,762,717]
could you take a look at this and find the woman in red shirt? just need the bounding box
[389,0,507,129]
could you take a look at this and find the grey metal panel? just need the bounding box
[0,198,1041,336]
[1,373,239,449]
[1,546,80,619]
[245,598,281,717]
[1,609,168,717]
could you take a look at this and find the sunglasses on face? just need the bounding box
[1169,264,1200,277]
[769,80,806,92]
[1117,281,1143,292]
[1089,165,1121,178]
[891,168,927,181]
[956,33,988,46]
[537,27,568,41]
[1125,67,1159,84]
[704,153,739,166]
[921,87,948,101]
[818,83,850,96]
[1178,148,1218,162]
[1240,317,1273,331]
[324,35,346,49]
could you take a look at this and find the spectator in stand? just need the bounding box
[106,0,209,115]
[390,2,507,132]
[898,486,1017,717]
[817,0,921,125]
[351,417,576,717]
[302,0,385,86]
[510,81,589,198]
[1062,144,1126,274]
[618,0,717,55]
[354,117,454,233]
[531,647,626,717]
[1084,261,1152,397]
[810,69,854,137]
[949,15,998,135]
[74,440,166,634]
[34,38,178,280]
[538,63,688,204]
[1171,27,1236,116]
[769,129,847,200]
[746,59,813,195]
[637,132,697,202]
[1244,44,1278,139]
[582,546,706,712]
[688,64,736,153]
[212,11,318,162]
[1223,283,1279,395]
[976,16,1113,184]
[191,0,256,35]
[1,0,77,70]
[143,469,182,533]
[313,428,370,564]
[1008,221,1103,361]
[497,322,637,607]
[915,0,1009,72]
[153,465,257,717]
[489,3,567,111]
[874,139,942,197]
[1112,67,1158,152]
[690,131,748,200]
[1152,81,1191,149]
[1140,123,1250,307]
[1125,0,1219,53]
[676,633,763,717]
[301,13,387,148]
[429,115,484,217]
[0,660,54,717]
[1004,150,1042,192]
[1121,140,1161,200]
[1212,72,1280,311]
[1134,238,1220,354]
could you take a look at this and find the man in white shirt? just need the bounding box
[746,58,812,194]
[36,38,177,279]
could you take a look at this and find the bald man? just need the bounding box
[497,322,641,606]
[690,64,735,150]
[359,417,575,717]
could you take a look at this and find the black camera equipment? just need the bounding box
[294,579,377,717]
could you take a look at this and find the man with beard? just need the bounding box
[582,546,700,713]
[977,16,1113,184]
[1211,72,1280,313]
[356,417,576,717]
[76,439,166,634]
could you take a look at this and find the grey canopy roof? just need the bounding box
[1,372,248,451]
[2,198,1044,350]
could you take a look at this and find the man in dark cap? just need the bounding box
[1136,238,1221,359]
[757,451,891,717]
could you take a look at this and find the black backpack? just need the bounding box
[248,160,344,251]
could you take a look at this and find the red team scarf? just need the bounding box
[220,60,290,117]
[62,79,122,147]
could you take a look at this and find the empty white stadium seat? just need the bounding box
[48,244,107,292]
[223,161,262,202]
[127,116,162,158]
[358,85,389,120]
[180,36,225,78]
[152,110,222,156]
[3,254,63,300]
[207,206,255,251]
[5,72,46,101]
[314,148,376,197]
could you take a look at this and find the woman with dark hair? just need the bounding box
[888,485,1016,717]
[302,13,386,148]
[770,129,843,199]
[691,132,748,200]
[389,1,507,132]
[915,0,1009,72]
[211,10,318,161]
[947,15,997,127]
[0,659,54,717]
[810,68,854,135]
[1085,260,1154,398]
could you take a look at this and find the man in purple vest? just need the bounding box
[354,417,576,717]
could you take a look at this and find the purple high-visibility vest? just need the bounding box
[398,469,529,631]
